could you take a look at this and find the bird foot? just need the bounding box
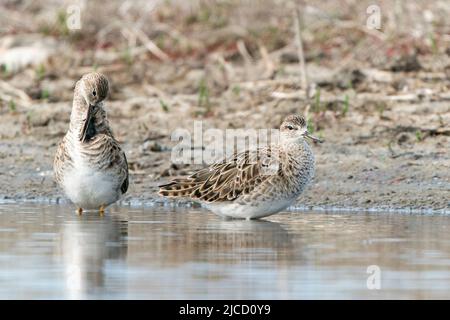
[77,208,83,215]
[99,205,105,216]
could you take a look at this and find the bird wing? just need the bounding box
[100,136,129,195]
[120,151,129,194]
[159,147,280,202]
[82,133,129,195]
[53,137,73,186]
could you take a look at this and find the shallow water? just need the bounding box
[0,203,449,299]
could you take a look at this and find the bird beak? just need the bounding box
[79,104,94,142]
[304,131,324,143]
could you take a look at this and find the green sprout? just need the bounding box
[428,33,438,55]
[376,102,386,116]
[36,64,46,81]
[415,130,423,141]
[232,85,241,96]
[41,89,50,100]
[159,99,169,112]
[26,110,33,124]
[1,64,8,77]
[198,79,211,112]
[8,100,16,112]
[307,117,315,134]
[56,10,70,36]
[313,88,321,112]
[342,94,349,116]
[122,48,133,66]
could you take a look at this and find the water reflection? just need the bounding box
[126,215,296,265]
[0,204,450,299]
[58,213,128,299]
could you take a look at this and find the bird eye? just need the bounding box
[286,125,295,130]
[92,90,96,97]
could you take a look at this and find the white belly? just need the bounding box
[204,198,294,220]
[63,166,121,210]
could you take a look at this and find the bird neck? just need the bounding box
[280,138,311,156]
[280,138,314,175]
[279,139,315,192]
[69,91,85,126]
[68,92,112,142]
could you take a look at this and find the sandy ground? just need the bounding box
[0,1,449,212]
[0,59,449,212]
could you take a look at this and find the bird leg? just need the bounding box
[99,205,105,216]
[77,208,83,215]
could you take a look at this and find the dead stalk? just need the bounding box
[294,7,308,91]
[131,27,170,62]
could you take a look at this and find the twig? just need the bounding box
[0,80,31,107]
[145,84,169,100]
[271,91,307,100]
[120,28,138,48]
[76,63,128,75]
[387,140,418,159]
[358,90,450,103]
[213,54,235,84]
[237,40,253,64]
[293,8,308,90]
[130,27,170,62]
[336,20,387,41]
[152,22,202,50]
[237,40,252,80]
[234,78,303,90]
[258,42,275,79]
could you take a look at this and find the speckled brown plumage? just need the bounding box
[159,114,321,219]
[54,72,128,212]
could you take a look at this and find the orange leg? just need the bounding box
[77,207,83,215]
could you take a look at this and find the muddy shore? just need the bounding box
[0,60,448,212]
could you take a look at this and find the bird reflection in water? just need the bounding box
[125,210,297,266]
[53,206,303,299]
[58,212,128,299]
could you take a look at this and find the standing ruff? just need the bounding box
[54,72,128,214]
[159,115,322,220]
